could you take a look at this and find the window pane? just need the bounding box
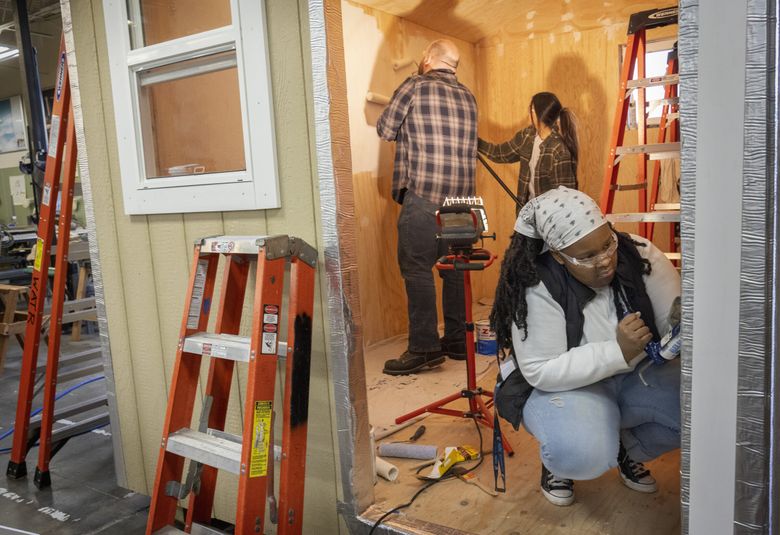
[128,0,232,49]
[137,52,246,180]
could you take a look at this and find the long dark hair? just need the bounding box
[530,92,579,173]
[489,233,544,352]
[489,227,650,352]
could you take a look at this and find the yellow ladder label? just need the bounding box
[33,238,44,272]
[250,400,272,477]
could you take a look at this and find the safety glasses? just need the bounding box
[556,232,618,268]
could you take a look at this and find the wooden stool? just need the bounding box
[0,284,29,373]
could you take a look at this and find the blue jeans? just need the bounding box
[397,192,465,353]
[522,358,681,480]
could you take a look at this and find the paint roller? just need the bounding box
[377,442,437,460]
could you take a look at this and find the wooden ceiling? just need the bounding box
[352,0,674,43]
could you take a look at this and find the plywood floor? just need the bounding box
[364,336,681,535]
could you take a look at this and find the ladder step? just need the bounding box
[626,74,679,89]
[29,394,108,432]
[665,252,682,261]
[200,235,271,255]
[50,411,110,443]
[615,142,680,160]
[165,428,243,474]
[606,211,680,223]
[653,202,680,211]
[183,332,287,362]
[154,523,228,535]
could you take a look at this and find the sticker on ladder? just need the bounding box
[33,238,44,272]
[48,115,61,160]
[186,259,209,329]
[250,400,272,477]
[42,183,52,207]
[261,332,277,354]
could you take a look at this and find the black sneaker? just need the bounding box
[617,443,657,493]
[382,350,445,376]
[440,337,467,360]
[540,463,574,506]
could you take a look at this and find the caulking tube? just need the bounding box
[376,456,399,482]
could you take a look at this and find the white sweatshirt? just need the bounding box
[502,235,681,392]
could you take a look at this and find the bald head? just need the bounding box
[420,39,460,74]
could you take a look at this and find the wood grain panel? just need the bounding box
[356,0,672,44]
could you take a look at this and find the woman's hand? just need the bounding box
[616,312,652,363]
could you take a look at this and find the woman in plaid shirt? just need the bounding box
[478,92,579,207]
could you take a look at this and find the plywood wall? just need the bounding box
[345,1,677,346]
[475,22,679,280]
[342,0,481,346]
[69,0,340,531]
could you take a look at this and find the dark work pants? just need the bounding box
[397,191,465,353]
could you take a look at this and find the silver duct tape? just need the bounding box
[734,0,776,532]
[60,0,127,487]
[307,0,375,528]
[678,1,699,532]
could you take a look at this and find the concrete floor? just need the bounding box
[0,334,150,534]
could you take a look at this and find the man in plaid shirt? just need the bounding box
[377,39,478,375]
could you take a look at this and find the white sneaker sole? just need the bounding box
[620,472,658,493]
[541,487,575,506]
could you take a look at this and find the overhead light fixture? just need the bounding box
[0,45,20,62]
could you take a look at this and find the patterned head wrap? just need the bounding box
[513,186,607,251]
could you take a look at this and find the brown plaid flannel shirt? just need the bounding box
[478,126,577,207]
[377,70,478,205]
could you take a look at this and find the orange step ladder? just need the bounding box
[145,235,317,535]
[6,34,108,487]
[600,6,680,259]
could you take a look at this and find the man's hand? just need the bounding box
[616,312,652,363]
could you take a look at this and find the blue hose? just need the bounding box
[0,375,106,444]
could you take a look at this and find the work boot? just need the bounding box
[383,350,445,376]
[440,337,467,360]
[617,443,657,493]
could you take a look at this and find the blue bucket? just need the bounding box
[475,319,497,356]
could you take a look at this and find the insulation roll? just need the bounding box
[375,456,399,482]
[377,443,437,460]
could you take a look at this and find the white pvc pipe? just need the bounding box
[375,456,399,482]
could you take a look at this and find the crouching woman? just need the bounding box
[490,186,681,506]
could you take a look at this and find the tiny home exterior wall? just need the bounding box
[65,0,342,531]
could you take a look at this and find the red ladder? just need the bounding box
[600,6,680,257]
[145,235,317,535]
[5,35,105,487]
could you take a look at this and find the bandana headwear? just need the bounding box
[514,186,607,251]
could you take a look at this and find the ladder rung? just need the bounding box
[606,211,680,223]
[665,252,682,260]
[183,333,288,362]
[611,182,647,191]
[50,411,110,443]
[28,394,108,432]
[626,74,679,90]
[653,203,680,210]
[165,428,242,474]
[615,142,680,158]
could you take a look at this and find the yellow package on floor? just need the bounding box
[420,445,479,480]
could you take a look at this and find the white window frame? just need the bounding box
[103,0,279,214]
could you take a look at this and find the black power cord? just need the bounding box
[368,416,486,534]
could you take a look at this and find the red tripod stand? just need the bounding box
[394,248,514,455]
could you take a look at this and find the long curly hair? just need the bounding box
[489,228,651,353]
[489,233,544,352]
